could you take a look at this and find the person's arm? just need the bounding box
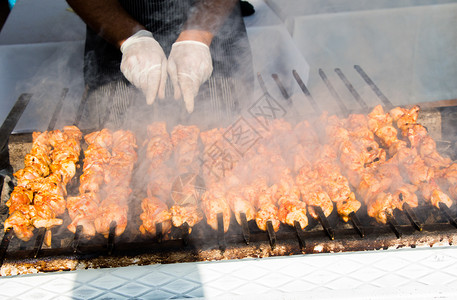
[67,0,167,104]
[66,0,145,48]
[176,0,238,46]
[167,0,239,112]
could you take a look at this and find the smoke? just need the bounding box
[3,41,86,134]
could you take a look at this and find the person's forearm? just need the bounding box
[67,0,144,48]
[176,0,238,46]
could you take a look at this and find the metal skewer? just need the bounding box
[0,94,32,152]
[271,74,292,105]
[403,203,423,231]
[181,222,190,246]
[266,220,276,249]
[354,65,394,110]
[0,228,13,268]
[292,70,321,114]
[71,225,83,253]
[74,86,89,127]
[33,228,47,258]
[319,69,349,116]
[294,221,306,249]
[386,211,402,239]
[257,72,269,94]
[107,221,116,255]
[240,212,250,245]
[349,212,365,238]
[439,202,457,228]
[155,222,163,243]
[217,213,226,251]
[335,68,368,110]
[47,88,68,131]
[314,206,335,240]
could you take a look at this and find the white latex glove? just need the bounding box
[167,41,213,113]
[120,30,167,105]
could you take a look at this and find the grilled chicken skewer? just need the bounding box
[67,129,112,237]
[275,171,308,230]
[145,122,173,170]
[5,127,82,245]
[361,105,451,228]
[171,125,200,174]
[94,130,137,238]
[13,131,51,187]
[199,128,233,232]
[141,172,174,237]
[8,103,455,246]
[201,182,231,232]
[295,161,333,220]
[140,122,173,237]
[319,113,391,223]
[386,106,454,209]
[148,166,203,234]
[168,125,204,233]
[295,118,362,223]
[142,124,205,235]
[253,120,308,233]
[48,126,83,186]
[367,106,420,214]
[139,195,172,237]
[78,129,112,194]
[313,145,361,222]
[31,126,82,246]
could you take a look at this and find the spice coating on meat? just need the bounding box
[94,130,137,238]
[5,127,82,244]
[139,196,172,236]
[146,122,173,169]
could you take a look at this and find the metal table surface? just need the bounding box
[0,246,457,299]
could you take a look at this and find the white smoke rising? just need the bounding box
[0,41,85,133]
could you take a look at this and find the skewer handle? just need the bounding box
[71,225,83,253]
[155,222,163,243]
[318,69,349,116]
[294,221,306,249]
[47,88,68,131]
[403,203,423,231]
[271,74,292,105]
[0,93,32,152]
[439,202,457,228]
[107,221,116,255]
[349,212,365,238]
[257,73,269,95]
[33,228,47,258]
[0,229,13,268]
[354,65,394,109]
[334,68,368,109]
[217,213,226,251]
[181,222,190,246]
[292,70,321,114]
[386,212,402,239]
[240,213,250,245]
[266,220,276,249]
[314,206,335,240]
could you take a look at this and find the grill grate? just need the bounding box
[1,68,457,275]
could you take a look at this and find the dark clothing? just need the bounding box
[83,0,254,129]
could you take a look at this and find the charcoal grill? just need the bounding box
[1,66,457,276]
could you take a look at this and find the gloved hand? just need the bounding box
[167,41,213,113]
[120,30,167,105]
